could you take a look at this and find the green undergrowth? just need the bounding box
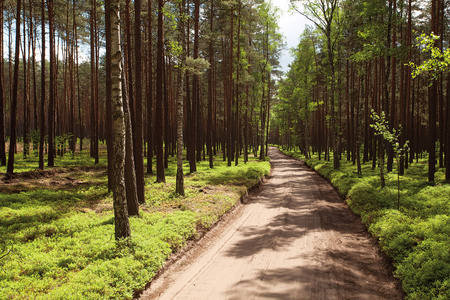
[0,150,270,299]
[280,147,449,300]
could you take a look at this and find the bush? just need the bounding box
[278,147,450,300]
[398,240,450,299]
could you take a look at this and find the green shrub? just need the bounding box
[278,147,450,300]
[398,240,450,300]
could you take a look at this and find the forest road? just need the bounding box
[139,147,403,300]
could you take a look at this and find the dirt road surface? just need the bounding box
[139,147,403,300]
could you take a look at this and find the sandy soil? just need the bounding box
[139,147,403,300]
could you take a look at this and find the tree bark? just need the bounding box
[39,0,46,170]
[133,0,146,203]
[6,0,21,174]
[176,0,186,195]
[48,0,55,167]
[156,0,166,182]
[147,0,154,174]
[0,0,6,166]
[207,0,214,169]
[105,0,113,189]
[122,69,140,216]
[428,0,437,182]
[107,0,131,240]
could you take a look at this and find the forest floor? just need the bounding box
[140,147,404,300]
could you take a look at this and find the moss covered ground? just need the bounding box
[0,149,270,299]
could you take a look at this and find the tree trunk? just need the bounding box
[207,0,214,169]
[384,0,393,173]
[6,0,21,174]
[156,0,166,182]
[39,0,46,170]
[228,6,234,165]
[133,0,145,204]
[48,0,55,167]
[22,0,28,159]
[0,1,5,166]
[122,69,140,217]
[105,0,113,190]
[147,0,154,174]
[235,1,241,166]
[176,0,186,195]
[428,0,437,182]
[327,28,339,169]
[194,0,202,163]
[107,0,131,240]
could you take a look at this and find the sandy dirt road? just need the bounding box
[139,147,403,300]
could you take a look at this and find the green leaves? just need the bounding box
[185,57,211,75]
[370,109,409,157]
[409,33,450,80]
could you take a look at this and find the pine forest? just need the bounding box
[0,0,449,299]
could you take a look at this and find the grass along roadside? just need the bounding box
[0,151,270,299]
[280,147,450,300]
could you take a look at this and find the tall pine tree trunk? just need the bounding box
[207,0,214,169]
[0,0,6,166]
[134,0,145,204]
[428,0,437,182]
[155,0,165,182]
[105,0,113,189]
[147,0,154,175]
[176,0,186,195]
[39,0,46,170]
[7,0,21,174]
[48,0,55,167]
[22,0,29,159]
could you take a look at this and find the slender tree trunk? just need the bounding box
[327,29,339,169]
[194,0,202,163]
[67,4,75,155]
[156,0,165,182]
[107,0,131,240]
[363,62,371,163]
[105,0,113,189]
[446,72,450,180]
[48,0,55,167]
[235,1,241,166]
[147,0,154,174]
[133,0,145,203]
[122,68,139,216]
[7,0,21,174]
[189,0,200,171]
[31,5,38,146]
[75,6,83,155]
[94,0,99,164]
[90,0,99,164]
[39,0,46,169]
[163,56,170,168]
[23,0,29,159]
[428,0,437,182]
[384,0,393,173]
[260,76,266,161]
[176,0,186,195]
[265,73,271,158]
[403,0,412,172]
[208,0,214,169]
[90,3,95,158]
[228,6,234,165]
[0,0,5,166]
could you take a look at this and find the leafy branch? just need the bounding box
[370,110,409,209]
[408,33,450,80]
